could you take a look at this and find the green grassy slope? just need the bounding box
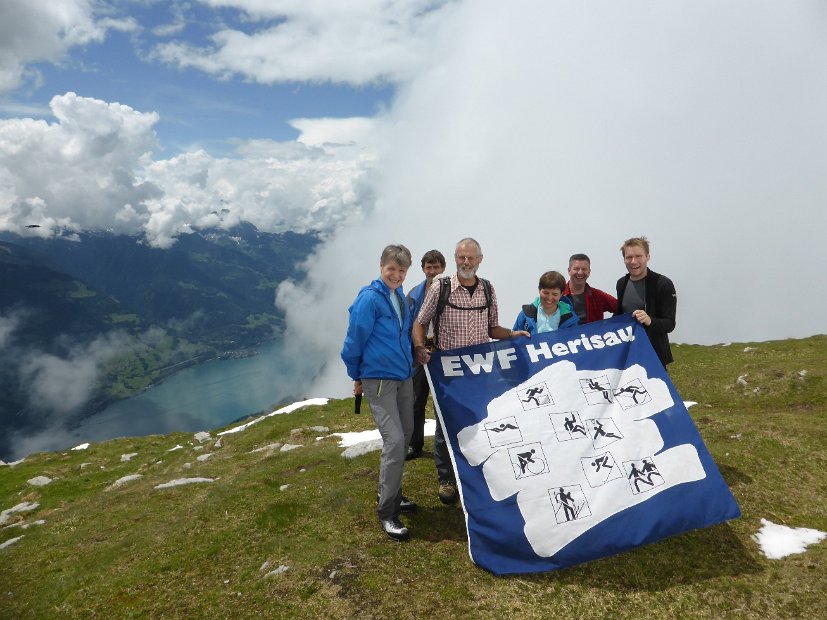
[1,336,825,619]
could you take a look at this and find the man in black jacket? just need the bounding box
[615,237,677,367]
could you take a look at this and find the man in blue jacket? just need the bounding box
[341,244,416,541]
[405,249,446,460]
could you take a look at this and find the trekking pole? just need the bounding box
[354,393,362,414]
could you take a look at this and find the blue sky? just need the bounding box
[3,1,395,155]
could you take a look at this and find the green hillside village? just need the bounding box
[1,336,825,619]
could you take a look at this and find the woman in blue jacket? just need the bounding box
[513,270,580,335]
[341,244,416,541]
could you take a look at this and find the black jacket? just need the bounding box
[615,269,677,366]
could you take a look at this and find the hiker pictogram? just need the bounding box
[613,379,652,409]
[484,416,523,448]
[548,484,592,523]
[518,382,552,410]
[580,451,623,487]
[623,456,665,494]
[508,442,549,479]
[587,417,623,449]
[580,375,614,405]
[549,411,588,442]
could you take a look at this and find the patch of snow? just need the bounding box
[279,484,290,491]
[333,419,437,459]
[27,476,53,487]
[167,444,183,452]
[121,453,138,462]
[333,429,382,448]
[721,342,732,347]
[21,520,46,529]
[743,346,757,352]
[71,443,90,451]
[108,474,142,489]
[753,519,826,559]
[218,398,329,436]
[684,401,698,409]
[0,502,40,526]
[154,477,215,489]
[0,535,24,550]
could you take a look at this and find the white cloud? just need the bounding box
[153,0,457,85]
[0,93,378,247]
[278,0,827,398]
[0,310,23,348]
[18,331,131,414]
[0,0,132,94]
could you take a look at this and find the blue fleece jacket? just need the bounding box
[341,278,414,382]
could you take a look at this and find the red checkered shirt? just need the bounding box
[416,274,499,351]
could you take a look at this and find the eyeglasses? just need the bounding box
[455,255,480,262]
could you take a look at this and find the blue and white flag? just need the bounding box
[426,314,740,575]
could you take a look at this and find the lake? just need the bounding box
[16,339,317,457]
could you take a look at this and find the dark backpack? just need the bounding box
[433,276,493,350]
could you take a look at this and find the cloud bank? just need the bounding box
[0,93,378,247]
[277,0,827,396]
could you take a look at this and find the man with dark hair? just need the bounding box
[614,237,677,368]
[412,238,528,504]
[563,253,618,324]
[405,249,446,460]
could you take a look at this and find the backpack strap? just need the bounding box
[433,277,494,349]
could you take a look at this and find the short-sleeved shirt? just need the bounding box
[416,274,499,351]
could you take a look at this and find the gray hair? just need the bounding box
[380,244,412,268]
[455,237,483,257]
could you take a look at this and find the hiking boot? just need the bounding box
[380,517,409,541]
[405,446,423,460]
[376,494,418,513]
[399,495,417,513]
[438,481,458,505]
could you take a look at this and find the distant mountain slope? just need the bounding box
[0,223,318,348]
[0,225,319,459]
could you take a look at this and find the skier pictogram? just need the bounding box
[548,484,592,523]
[580,451,623,487]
